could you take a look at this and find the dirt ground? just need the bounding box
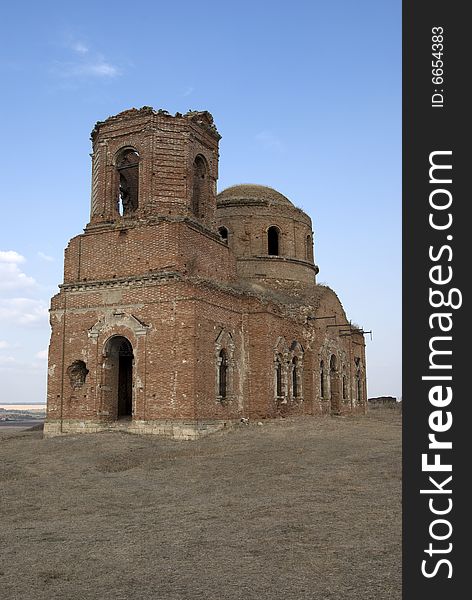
[0,408,401,600]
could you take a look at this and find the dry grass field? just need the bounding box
[0,407,401,600]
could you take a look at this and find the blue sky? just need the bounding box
[0,0,401,403]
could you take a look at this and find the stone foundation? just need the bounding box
[43,418,235,440]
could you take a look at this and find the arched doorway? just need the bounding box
[329,354,340,415]
[104,336,134,419]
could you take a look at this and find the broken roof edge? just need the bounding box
[90,107,221,141]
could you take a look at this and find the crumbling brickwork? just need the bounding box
[44,107,367,439]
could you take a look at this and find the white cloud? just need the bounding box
[0,340,10,349]
[53,59,120,79]
[79,60,120,78]
[0,250,25,264]
[255,131,285,153]
[52,41,121,80]
[0,298,48,326]
[37,251,54,262]
[0,250,36,293]
[182,86,194,97]
[35,349,48,360]
[72,41,89,55]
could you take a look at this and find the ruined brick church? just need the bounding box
[44,107,367,439]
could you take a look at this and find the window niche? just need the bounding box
[292,357,299,398]
[305,234,313,261]
[355,357,363,404]
[218,349,228,399]
[268,226,280,256]
[192,155,209,219]
[116,148,140,216]
[275,354,284,399]
[215,330,234,403]
[274,337,290,404]
[290,341,304,401]
[329,354,341,414]
[320,360,325,398]
[218,226,228,242]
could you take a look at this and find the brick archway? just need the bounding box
[103,336,134,420]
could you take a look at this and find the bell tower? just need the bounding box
[62,107,234,286]
[88,107,220,229]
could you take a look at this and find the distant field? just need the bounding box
[0,408,401,600]
[0,404,46,411]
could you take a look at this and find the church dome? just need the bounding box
[217,184,294,207]
[216,183,317,289]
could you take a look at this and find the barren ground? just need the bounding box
[0,407,401,600]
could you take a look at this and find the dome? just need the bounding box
[217,184,294,207]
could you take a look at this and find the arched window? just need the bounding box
[116,149,139,216]
[292,357,299,398]
[215,329,234,403]
[329,354,340,413]
[330,354,337,373]
[355,357,363,403]
[320,360,325,398]
[192,155,209,219]
[276,355,283,397]
[218,226,228,242]
[268,226,280,256]
[218,349,228,398]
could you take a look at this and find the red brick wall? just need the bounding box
[46,108,367,434]
[64,221,237,284]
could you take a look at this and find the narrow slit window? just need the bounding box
[218,349,228,398]
[276,358,283,397]
[355,357,362,402]
[320,360,324,398]
[292,357,299,398]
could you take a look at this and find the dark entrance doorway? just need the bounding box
[105,336,134,419]
[117,341,133,417]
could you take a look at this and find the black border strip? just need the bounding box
[403,2,468,597]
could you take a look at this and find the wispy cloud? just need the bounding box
[37,251,54,262]
[0,298,48,326]
[35,349,48,360]
[72,41,89,55]
[182,86,195,97]
[52,58,120,80]
[51,39,121,81]
[0,340,10,349]
[255,131,285,153]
